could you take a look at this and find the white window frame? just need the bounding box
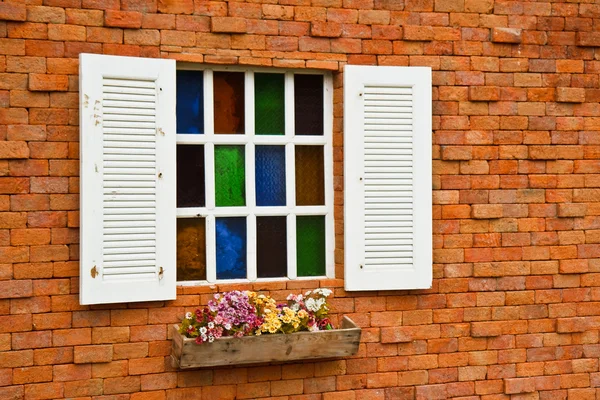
[175,64,335,285]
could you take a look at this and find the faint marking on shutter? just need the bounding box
[363,85,414,270]
[102,77,158,281]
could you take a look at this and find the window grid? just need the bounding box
[176,66,334,285]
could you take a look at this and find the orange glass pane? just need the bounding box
[295,146,325,206]
[213,72,245,134]
[177,218,206,281]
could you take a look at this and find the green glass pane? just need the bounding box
[255,73,285,135]
[296,216,325,277]
[215,145,245,207]
[177,218,206,281]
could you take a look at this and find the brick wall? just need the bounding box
[1,0,600,399]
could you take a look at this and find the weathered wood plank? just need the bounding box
[171,316,361,369]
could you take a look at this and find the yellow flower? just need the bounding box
[268,325,278,334]
[298,310,308,319]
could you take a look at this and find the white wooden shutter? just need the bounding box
[79,53,176,305]
[344,65,432,291]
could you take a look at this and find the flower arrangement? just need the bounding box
[179,288,334,344]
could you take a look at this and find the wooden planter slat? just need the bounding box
[171,316,361,369]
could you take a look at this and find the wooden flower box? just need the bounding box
[170,316,361,369]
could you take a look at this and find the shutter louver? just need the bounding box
[363,86,414,270]
[80,54,176,305]
[102,78,158,280]
[344,66,432,291]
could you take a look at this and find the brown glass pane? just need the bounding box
[294,74,323,136]
[214,71,245,134]
[177,218,206,281]
[295,146,325,205]
[257,216,287,278]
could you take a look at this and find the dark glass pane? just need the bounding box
[176,70,204,134]
[177,218,206,281]
[214,71,245,134]
[257,216,287,278]
[177,145,205,207]
[295,146,324,206]
[216,217,246,279]
[296,216,325,276]
[255,146,286,207]
[294,74,323,136]
[214,145,245,207]
[255,73,285,135]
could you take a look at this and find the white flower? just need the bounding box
[309,324,319,332]
[208,322,215,329]
[208,335,215,343]
[306,298,319,312]
[305,291,312,296]
[201,334,207,341]
[185,312,193,320]
[200,327,207,334]
[320,288,333,297]
[287,294,294,300]
[224,323,232,330]
[291,303,300,312]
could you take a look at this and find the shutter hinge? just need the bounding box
[91,265,98,278]
[159,267,164,280]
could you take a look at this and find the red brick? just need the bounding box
[0,2,26,21]
[211,17,246,33]
[104,10,143,29]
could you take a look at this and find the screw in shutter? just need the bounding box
[90,266,98,278]
[159,267,164,280]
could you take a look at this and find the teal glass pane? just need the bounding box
[255,146,286,207]
[296,216,326,277]
[257,216,287,278]
[216,217,246,279]
[294,74,323,136]
[214,145,245,207]
[176,70,204,134]
[255,73,285,135]
[177,145,205,208]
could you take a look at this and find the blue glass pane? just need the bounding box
[176,70,204,134]
[215,217,246,279]
[255,146,286,206]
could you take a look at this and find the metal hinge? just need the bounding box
[159,267,164,280]
[91,265,98,278]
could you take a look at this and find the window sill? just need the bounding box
[170,316,361,369]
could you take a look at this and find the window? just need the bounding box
[79,54,431,305]
[174,67,334,284]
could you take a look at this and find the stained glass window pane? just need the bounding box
[216,217,247,279]
[177,218,206,281]
[295,146,324,206]
[214,71,245,134]
[177,145,205,208]
[294,74,323,136]
[255,146,286,207]
[296,216,325,276]
[255,73,285,135]
[215,145,245,207]
[176,70,204,134]
[257,216,287,278]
